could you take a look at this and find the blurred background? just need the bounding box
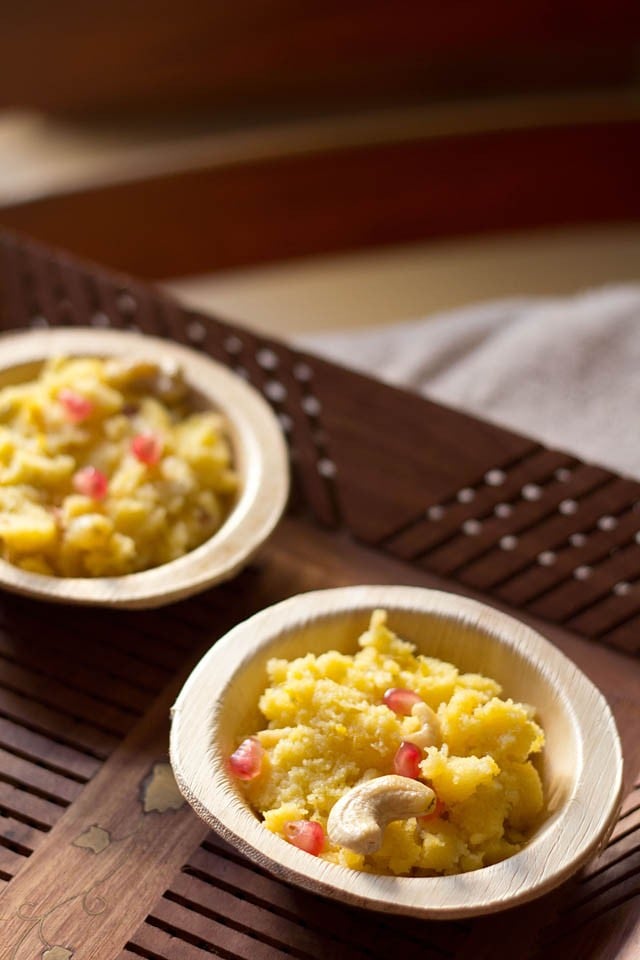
[0,0,639,339]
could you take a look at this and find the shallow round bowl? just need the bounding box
[0,327,289,608]
[170,585,623,919]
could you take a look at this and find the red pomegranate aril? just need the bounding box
[228,737,264,781]
[72,466,108,500]
[131,432,163,465]
[283,820,325,856]
[393,740,422,779]
[58,388,94,422]
[383,687,422,716]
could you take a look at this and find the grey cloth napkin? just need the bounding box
[297,286,640,480]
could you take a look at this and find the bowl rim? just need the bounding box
[170,585,623,919]
[0,326,289,608]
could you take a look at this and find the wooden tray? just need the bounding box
[0,230,637,960]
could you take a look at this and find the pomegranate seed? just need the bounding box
[283,820,325,856]
[73,466,108,500]
[383,687,422,716]
[228,737,264,780]
[131,432,163,465]
[393,740,422,779]
[58,388,94,422]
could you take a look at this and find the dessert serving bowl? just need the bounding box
[170,585,623,919]
[0,326,289,608]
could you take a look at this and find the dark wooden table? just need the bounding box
[0,232,638,960]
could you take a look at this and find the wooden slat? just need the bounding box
[540,881,640,955]
[260,339,341,527]
[533,893,640,960]
[0,715,99,781]
[91,271,151,333]
[428,464,612,580]
[580,832,640,884]
[0,748,82,805]
[24,246,64,329]
[577,847,640,902]
[152,891,342,960]
[181,322,342,527]
[309,357,535,543]
[0,239,30,330]
[528,543,640,624]
[0,599,184,681]
[58,254,98,326]
[0,614,170,694]
[0,780,62,829]
[494,480,640,604]
[132,905,302,960]
[602,615,640,655]
[106,629,189,672]
[385,446,558,560]
[127,921,264,960]
[574,801,640,900]
[0,636,150,715]
[568,584,640,640]
[0,812,48,851]
[0,599,174,690]
[607,804,640,848]
[191,839,464,958]
[0,842,28,878]
[619,787,640,818]
[0,657,137,737]
[0,687,118,758]
[0,679,211,958]
[114,608,201,652]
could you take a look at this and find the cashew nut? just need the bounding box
[103,358,186,402]
[103,358,161,387]
[404,701,441,750]
[327,775,436,854]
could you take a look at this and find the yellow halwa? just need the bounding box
[0,356,237,576]
[244,610,545,875]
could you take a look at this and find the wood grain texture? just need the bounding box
[0,327,289,608]
[2,2,638,116]
[0,679,211,960]
[0,231,638,958]
[0,513,637,959]
[1,120,639,278]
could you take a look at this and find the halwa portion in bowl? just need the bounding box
[235,610,545,876]
[0,356,238,577]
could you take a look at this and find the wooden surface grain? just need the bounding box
[2,2,638,116]
[0,516,637,957]
[0,678,211,959]
[0,231,637,958]
[1,120,638,278]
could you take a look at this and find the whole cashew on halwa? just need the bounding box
[404,701,441,750]
[327,775,436,854]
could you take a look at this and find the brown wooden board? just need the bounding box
[2,2,638,116]
[0,231,638,959]
[1,120,639,279]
